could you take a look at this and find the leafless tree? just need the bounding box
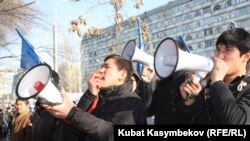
[68,0,151,42]
[58,39,82,93]
[0,0,46,48]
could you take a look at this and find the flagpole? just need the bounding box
[53,24,58,72]
[136,17,144,74]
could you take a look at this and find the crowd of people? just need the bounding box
[3,28,250,141]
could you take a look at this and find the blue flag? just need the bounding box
[178,35,191,53]
[136,17,144,74]
[16,28,41,69]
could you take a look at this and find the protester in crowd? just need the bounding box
[147,39,189,124]
[132,65,156,109]
[7,106,14,135]
[32,70,62,141]
[0,109,3,138]
[131,67,156,124]
[7,107,14,136]
[2,108,10,138]
[178,28,250,124]
[11,99,32,141]
[42,54,145,141]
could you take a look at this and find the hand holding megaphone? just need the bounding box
[180,73,203,105]
[141,65,155,83]
[210,56,229,83]
[42,90,76,120]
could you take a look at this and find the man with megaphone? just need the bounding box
[40,54,145,141]
[177,28,250,124]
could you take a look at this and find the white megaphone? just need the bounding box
[16,64,62,106]
[122,40,154,67]
[154,37,214,78]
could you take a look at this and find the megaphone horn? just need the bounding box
[16,64,62,106]
[154,37,214,78]
[122,40,154,67]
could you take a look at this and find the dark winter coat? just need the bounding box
[147,71,188,124]
[176,74,250,125]
[57,81,145,141]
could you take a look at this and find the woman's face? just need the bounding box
[16,100,29,114]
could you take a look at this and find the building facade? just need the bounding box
[0,68,17,108]
[80,0,250,91]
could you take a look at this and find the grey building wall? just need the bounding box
[81,0,250,91]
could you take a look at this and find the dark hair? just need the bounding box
[104,54,133,83]
[175,39,185,51]
[216,28,250,56]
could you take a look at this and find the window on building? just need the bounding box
[158,32,164,38]
[198,43,202,49]
[153,33,157,39]
[235,0,247,4]
[215,26,223,34]
[184,13,191,20]
[214,16,222,22]
[176,26,182,33]
[153,42,158,49]
[203,6,211,14]
[194,10,201,17]
[175,15,183,23]
[186,3,192,9]
[145,44,150,51]
[206,51,215,57]
[203,17,212,25]
[109,47,114,53]
[227,22,236,29]
[168,19,174,25]
[150,15,157,22]
[195,20,202,27]
[205,39,215,48]
[188,45,193,51]
[213,4,221,11]
[195,31,204,38]
[194,0,203,6]
[204,28,213,36]
[237,18,250,27]
[226,13,234,19]
[164,30,169,36]
[226,0,232,7]
[238,6,248,15]
[129,23,135,29]
[185,35,192,41]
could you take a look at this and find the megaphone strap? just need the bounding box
[87,94,99,113]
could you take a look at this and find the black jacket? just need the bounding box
[147,71,188,124]
[61,81,145,141]
[176,75,250,125]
